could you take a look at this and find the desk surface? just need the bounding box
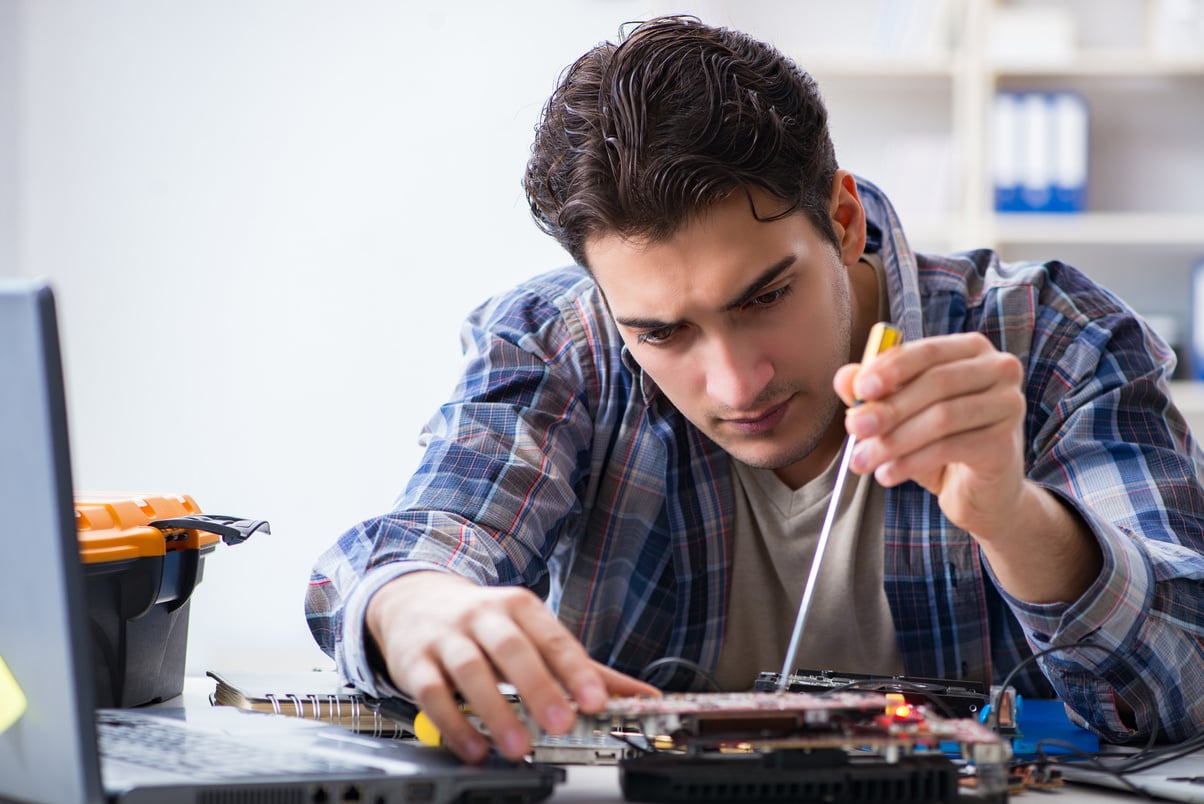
[173,677,1191,803]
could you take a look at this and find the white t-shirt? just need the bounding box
[712,254,904,690]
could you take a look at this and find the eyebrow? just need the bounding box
[613,256,796,331]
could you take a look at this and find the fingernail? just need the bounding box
[846,408,877,437]
[855,374,882,400]
[544,701,574,733]
[457,735,488,762]
[502,729,529,759]
[577,681,606,710]
[851,444,870,472]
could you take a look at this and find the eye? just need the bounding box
[636,325,680,346]
[746,285,792,309]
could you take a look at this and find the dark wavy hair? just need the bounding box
[523,16,839,268]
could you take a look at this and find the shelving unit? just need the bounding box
[708,0,1204,385]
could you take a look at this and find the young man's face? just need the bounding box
[585,177,875,488]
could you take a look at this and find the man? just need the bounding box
[306,16,1204,763]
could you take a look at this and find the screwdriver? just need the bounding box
[776,321,903,690]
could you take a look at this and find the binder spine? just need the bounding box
[992,92,1023,212]
[993,90,1088,214]
[1051,92,1088,212]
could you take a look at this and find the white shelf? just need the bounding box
[991,213,1204,246]
[767,0,1204,364]
[807,58,956,80]
[729,0,1204,308]
[992,51,1204,77]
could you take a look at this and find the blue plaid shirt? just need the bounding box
[307,179,1204,743]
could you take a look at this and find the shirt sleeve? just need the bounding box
[1007,299,1204,743]
[305,279,604,697]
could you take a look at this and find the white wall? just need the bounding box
[0,1,17,276]
[9,0,694,673]
[11,1,1190,678]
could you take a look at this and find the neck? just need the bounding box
[847,256,884,364]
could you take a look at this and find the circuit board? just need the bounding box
[572,690,1012,802]
[584,690,1006,755]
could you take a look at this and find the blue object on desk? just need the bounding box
[1010,698,1100,758]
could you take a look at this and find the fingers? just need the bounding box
[833,332,994,408]
[836,332,1026,491]
[471,602,578,756]
[847,376,1023,481]
[832,363,860,408]
[592,661,662,701]
[451,605,660,760]
[403,651,492,763]
[369,574,647,764]
[849,331,1000,404]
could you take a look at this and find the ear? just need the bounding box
[829,170,867,266]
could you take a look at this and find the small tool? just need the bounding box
[776,321,903,690]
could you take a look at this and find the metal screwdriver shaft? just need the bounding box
[777,322,902,691]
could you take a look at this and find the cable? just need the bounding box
[989,639,1158,745]
[1031,739,1154,800]
[637,656,723,692]
[989,637,1172,794]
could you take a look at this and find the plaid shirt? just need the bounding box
[307,179,1204,742]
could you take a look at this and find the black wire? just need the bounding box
[610,729,655,756]
[1032,739,1155,800]
[988,638,1160,756]
[989,637,1175,794]
[637,656,724,692]
[1115,731,1204,773]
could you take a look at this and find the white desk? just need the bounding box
[174,677,1198,803]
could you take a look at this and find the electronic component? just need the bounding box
[574,690,1012,802]
[755,669,990,723]
[529,732,648,765]
[620,749,962,804]
[394,683,1011,798]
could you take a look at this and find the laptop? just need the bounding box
[0,279,564,804]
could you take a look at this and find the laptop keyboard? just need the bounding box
[97,712,384,778]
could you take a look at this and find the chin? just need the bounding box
[724,417,836,470]
[722,440,805,471]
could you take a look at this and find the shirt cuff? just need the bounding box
[988,495,1155,660]
[335,560,459,699]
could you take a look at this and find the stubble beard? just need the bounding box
[730,268,855,472]
[723,388,845,471]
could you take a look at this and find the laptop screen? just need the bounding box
[0,280,106,804]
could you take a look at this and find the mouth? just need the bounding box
[723,398,790,435]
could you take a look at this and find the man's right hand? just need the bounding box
[365,570,658,763]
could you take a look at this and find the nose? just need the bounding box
[704,335,773,411]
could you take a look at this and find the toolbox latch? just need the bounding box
[149,515,270,546]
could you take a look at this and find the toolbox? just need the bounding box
[75,492,268,708]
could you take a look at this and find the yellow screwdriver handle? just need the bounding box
[854,322,902,404]
[860,321,902,366]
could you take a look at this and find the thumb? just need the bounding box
[833,363,860,407]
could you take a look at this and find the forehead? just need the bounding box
[584,191,829,316]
